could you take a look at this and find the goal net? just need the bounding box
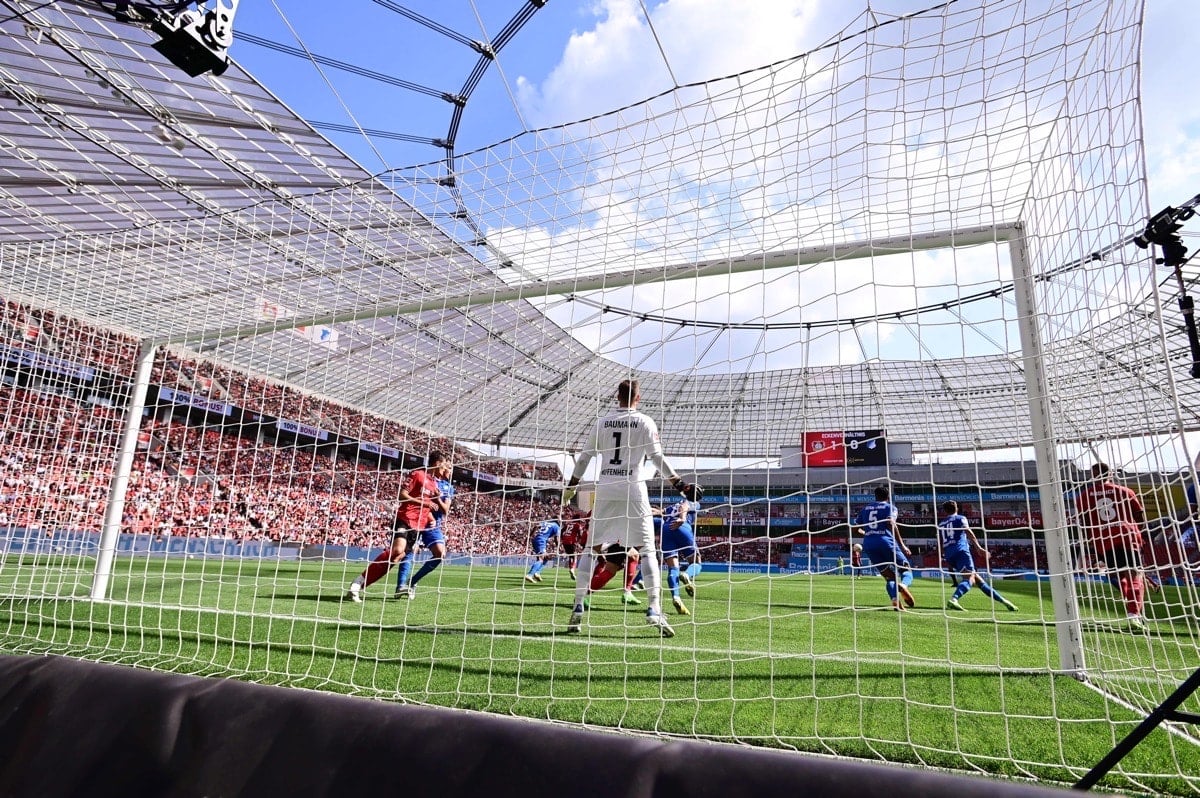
[1,0,1198,793]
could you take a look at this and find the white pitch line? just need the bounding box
[4,593,1072,676]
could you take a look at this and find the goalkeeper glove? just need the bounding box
[561,486,577,505]
[672,478,703,502]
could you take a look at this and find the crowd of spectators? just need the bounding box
[0,387,120,533]
[2,301,140,372]
[985,542,1047,570]
[0,381,569,555]
[9,376,1194,572]
[4,297,559,487]
[0,379,774,562]
[9,300,1194,573]
[477,459,563,482]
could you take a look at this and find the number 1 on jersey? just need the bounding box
[609,432,623,465]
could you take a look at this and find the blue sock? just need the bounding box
[686,562,702,580]
[901,570,914,589]
[978,580,1002,601]
[410,558,442,587]
[395,556,414,590]
[528,560,545,576]
[667,566,680,597]
[953,580,970,600]
[886,580,898,600]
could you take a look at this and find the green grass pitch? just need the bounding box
[1,555,1197,795]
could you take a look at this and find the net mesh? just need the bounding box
[1,0,1199,794]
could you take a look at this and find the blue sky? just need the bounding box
[228,1,1200,471]
[233,0,1199,216]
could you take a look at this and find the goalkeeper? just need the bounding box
[561,378,702,638]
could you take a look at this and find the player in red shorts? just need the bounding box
[581,543,641,608]
[345,451,450,602]
[1074,463,1151,629]
[560,515,587,580]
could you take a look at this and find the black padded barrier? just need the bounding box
[0,655,1078,798]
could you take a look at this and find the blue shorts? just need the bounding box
[661,524,696,560]
[863,535,911,572]
[531,534,553,555]
[944,551,976,575]
[418,527,446,548]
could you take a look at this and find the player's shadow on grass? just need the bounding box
[1078,619,1184,637]
[268,590,417,605]
[489,598,566,610]
[346,621,563,639]
[274,591,347,603]
[768,602,885,612]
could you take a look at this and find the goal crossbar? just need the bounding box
[165,224,1022,347]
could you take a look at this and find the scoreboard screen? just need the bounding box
[802,430,887,467]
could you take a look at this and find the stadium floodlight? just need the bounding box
[146,0,238,78]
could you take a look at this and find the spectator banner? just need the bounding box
[695,516,724,526]
[705,494,807,505]
[300,544,350,560]
[801,430,887,467]
[0,528,297,560]
[359,441,400,459]
[158,386,233,417]
[257,297,339,350]
[984,512,1043,529]
[729,489,1040,504]
[0,343,95,381]
[276,418,330,441]
[294,323,339,349]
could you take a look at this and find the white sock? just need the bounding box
[640,546,662,614]
[573,551,595,609]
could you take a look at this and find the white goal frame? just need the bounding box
[89,222,1087,674]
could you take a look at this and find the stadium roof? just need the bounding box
[1,0,1198,460]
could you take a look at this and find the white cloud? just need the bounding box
[1141,0,1200,211]
[471,0,1162,383]
[518,0,827,129]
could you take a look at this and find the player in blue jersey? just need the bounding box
[661,498,700,615]
[395,466,454,598]
[853,485,916,611]
[526,519,562,583]
[937,501,1017,612]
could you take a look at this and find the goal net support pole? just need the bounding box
[89,338,157,602]
[1008,229,1085,675]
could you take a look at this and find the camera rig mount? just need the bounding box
[1134,197,1200,377]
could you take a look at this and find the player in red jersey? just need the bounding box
[345,451,450,602]
[850,542,863,576]
[1074,463,1150,629]
[560,515,586,579]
